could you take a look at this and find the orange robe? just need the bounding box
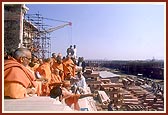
[31,63,40,72]
[4,58,37,98]
[36,62,52,96]
[50,73,62,84]
[36,62,52,82]
[65,94,80,107]
[51,57,57,66]
[62,87,80,110]
[62,58,76,78]
[52,61,64,81]
[49,73,62,90]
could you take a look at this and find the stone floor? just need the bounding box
[3,96,72,112]
[3,87,97,112]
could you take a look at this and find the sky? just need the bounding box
[26,3,165,60]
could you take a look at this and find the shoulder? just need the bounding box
[81,75,85,79]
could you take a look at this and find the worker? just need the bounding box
[74,71,87,94]
[4,48,39,98]
[66,45,74,57]
[77,57,86,72]
[73,45,77,59]
[108,100,114,111]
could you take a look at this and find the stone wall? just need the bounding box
[4,4,22,51]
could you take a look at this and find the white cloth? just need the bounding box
[76,75,87,89]
[73,48,77,58]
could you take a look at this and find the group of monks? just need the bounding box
[34,52,77,96]
[4,47,94,111]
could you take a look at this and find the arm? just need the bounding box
[79,93,94,99]
[61,87,73,99]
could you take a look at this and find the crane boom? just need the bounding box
[41,22,72,34]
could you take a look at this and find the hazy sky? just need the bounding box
[26,3,165,60]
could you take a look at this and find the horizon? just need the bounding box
[84,58,164,61]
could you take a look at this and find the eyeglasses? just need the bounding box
[23,57,32,61]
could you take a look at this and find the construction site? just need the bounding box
[83,66,164,111]
[3,4,165,112]
[4,4,72,59]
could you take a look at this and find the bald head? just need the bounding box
[14,48,31,60]
[52,53,57,58]
[13,48,32,67]
[57,53,62,58]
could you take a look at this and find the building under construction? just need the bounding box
[4,4,71,59]
[23,13,51,58]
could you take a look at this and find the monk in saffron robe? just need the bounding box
[50,69,62,83]
[50,53,57,65]
[29,56,40,72]
[61,80,94,111]
[36,58,52,96]
[62,55,76,79]
[52,55,64,81]
[49,68,62,88]
[4,48,38,98]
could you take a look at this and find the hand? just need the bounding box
[26,87,36,94]
[92,93,98,98]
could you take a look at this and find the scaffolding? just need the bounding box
[4,5,71,59]
[23,13,51,59]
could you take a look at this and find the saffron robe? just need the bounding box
[62,87,80,110]
[62,58,76,78]
[4,58,37,98]
[52,61,64,81]
[36,62,52,96]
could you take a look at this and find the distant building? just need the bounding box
[86,60,164,79]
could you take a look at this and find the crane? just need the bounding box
[40,22,72,34]
[36,21,72,59]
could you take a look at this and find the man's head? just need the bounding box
[38,58,43,65]
[56,55,62,64]
[44,58,53,66]
[5,48,15,59]
[31,55,38,63]
[50,86,62,101]
[14,48,32,67]
[52,53,57,59]
[57,53,62,58]
[63,80,71,90]
[77,71,83,78]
